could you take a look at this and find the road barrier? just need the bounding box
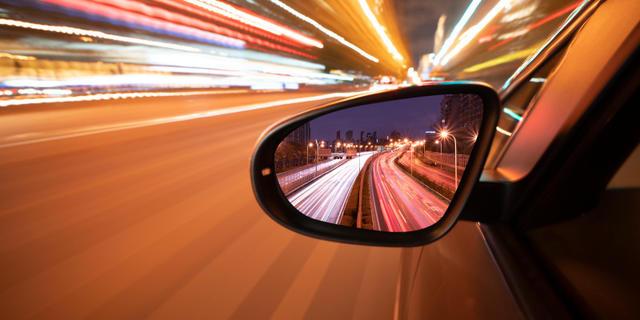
[420,150,469,173]
[276,159,345,196]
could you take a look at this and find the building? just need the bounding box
[284,122,310,145]
[346,130,353,142]
[440,94,483,132]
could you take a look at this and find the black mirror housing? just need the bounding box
[251,82,500,246]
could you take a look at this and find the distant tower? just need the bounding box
[336,130,341,141]
[360,131,364,143]
[346,130,353,142]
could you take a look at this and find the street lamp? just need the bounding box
[307,142,313,165]
[434,140,442,168]
[440,130,458,189]
[314,139,321,176]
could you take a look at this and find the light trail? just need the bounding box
[461,46,537,73]
[440,0,512,66]
[41,0,245,48]
[501,0,590,90]
[358,0,404,62]
[369,151,447,232]
[502,107,522,121]
[61,0,317,57]
[186,0,323,48]
[496,126,513,136]
[487,1,582,51]
[270,0,379,63]
[289,153,373,224]
[0,91,364,148]
[0,18,201,52]
[433,0,482,66]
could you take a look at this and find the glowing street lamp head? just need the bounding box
[440,130,449,138]
[308,142,313,147]
[403,138,408,143]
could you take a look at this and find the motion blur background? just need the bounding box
[0,0,583,318]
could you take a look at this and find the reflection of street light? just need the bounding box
[410,144,413,176]
[434,140,442,168]
[314,139,320,176]
[440,130,458,189]
[307,142,313,165]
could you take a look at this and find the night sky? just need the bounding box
[309,95,443,143]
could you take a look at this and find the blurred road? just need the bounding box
[369,151,448,232]
[289,152,373,224]
[0,90,405,319]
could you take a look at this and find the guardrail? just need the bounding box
[421,150,469,172]
[276,159,345,196]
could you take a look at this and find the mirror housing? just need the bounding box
[251,82,500,246]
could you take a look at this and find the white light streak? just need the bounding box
[433,0,482,65]
[271,0,379,63]
[0,18,201,52]
[496,126,513,136]
[440,0,512,66]
[187,0,323,48]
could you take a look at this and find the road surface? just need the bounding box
[0,90,405,319]
[288,152,373,224]
[369,151,449,232]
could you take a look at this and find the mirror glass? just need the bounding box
[274,94,483,232]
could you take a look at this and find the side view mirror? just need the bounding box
[251,82,499,246]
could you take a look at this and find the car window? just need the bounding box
[485,45,568,168]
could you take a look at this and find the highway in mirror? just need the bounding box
[275,94,483,232]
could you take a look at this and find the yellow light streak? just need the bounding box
[0,52,36,60]
[270,0,379,62]
[0,18,202,52]
[358,0,404,62]
[462,46,536,73]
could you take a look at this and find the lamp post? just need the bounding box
[410,145,413,176]
[434,140,443,168]
[440,130,457,189]
[314,139,320,176]
[307,142,313,165]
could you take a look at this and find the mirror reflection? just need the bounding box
[275,94,483,232]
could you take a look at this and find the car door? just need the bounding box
[398,0,639,318]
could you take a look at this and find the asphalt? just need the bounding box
[0,90,404,319]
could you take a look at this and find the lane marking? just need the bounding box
[0,91,363,148]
